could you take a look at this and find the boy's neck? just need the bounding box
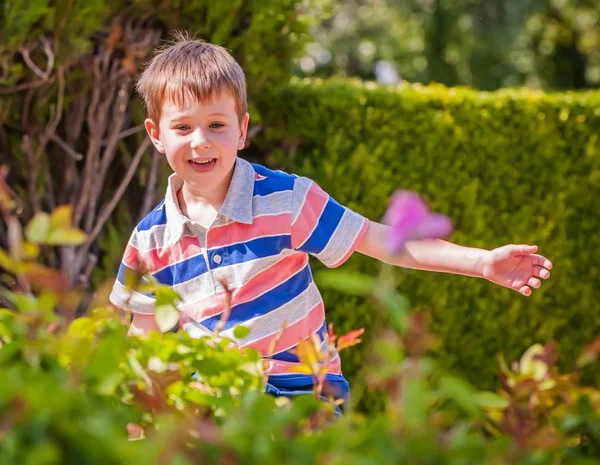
[177,189,218,229]
[176,165,235,228]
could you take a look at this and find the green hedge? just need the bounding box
[256,78,600,392]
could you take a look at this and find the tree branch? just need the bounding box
[139,148,162,221]
[50,134,83,161]
[74,138,151,280]
[100,123,145,146]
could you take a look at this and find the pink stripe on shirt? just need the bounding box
[232,253,308,306]
[208,212,291,248]
[125,235,203,273]
[179,253,308,322]
[291,182,328,249]
[243,301,325,354]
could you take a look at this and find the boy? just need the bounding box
[109,35,552,407]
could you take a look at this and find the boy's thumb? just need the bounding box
[513,244,538,255]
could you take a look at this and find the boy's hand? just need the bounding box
[480,244,552,296]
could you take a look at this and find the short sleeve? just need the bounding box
[109,229,156,314]
[290,176,369,268]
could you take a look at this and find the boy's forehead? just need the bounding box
[161,88,237,119]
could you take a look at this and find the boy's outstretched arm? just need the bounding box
[356,221,553,297]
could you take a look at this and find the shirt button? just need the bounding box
[213,254,222,265]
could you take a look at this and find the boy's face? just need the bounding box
[145,90,249,202]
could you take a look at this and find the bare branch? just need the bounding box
[139,149,162,221]
[44,66,65,137]
[66,92,86,146]
[73,57,109,225]
[62,93,87,205]
[84,77,131,233]
[20,134,40,213]
[247,123,263,140]
[50,134,83,161]
[19,46,49,80]
[74,138,151,272]
[40,36,55,78]
[0,77,53,95]
[100,123,144,146]
[44,170,56,211]
[17,37,55,81]
[79,252,98,289]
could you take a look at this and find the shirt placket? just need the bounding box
[187,222,218,298]
[205,216,229,298]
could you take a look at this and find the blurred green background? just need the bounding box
[295,0,600,91]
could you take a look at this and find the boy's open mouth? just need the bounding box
[188,158,217,173]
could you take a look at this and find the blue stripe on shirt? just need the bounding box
[152,253,209,286]
[298,198,345,254]
[137,201,167,231]
[252,167,295,197]
[200,264,312,331]
[209,234,292,266]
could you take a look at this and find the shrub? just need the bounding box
[0,0,328,290]
[257,77,600,394]
[3,176,600,463]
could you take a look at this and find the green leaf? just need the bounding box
[0,249,15,272]
[155,305,179,333]
[46,228,87,246]
[25,212,51,243]
[67,317,95,339]
[22,242,40,260]
[439,376,480,417]
[50,205,74,230]
[155,287,182,307]
[474,391,509,409]
[403,378,430,429]
[315,270,376,296]
[519,344,548,381]
[372,282,410,330]
[233,325,251,339]
[10,293,38,313]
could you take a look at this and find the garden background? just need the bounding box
[1,1,600,463]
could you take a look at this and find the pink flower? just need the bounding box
[384,190,453,253]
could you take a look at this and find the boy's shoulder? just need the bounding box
[132,199,169,239]
[250,162,309,196]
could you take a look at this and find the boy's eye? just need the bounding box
[209,122,225,129]
[175,125,190,131]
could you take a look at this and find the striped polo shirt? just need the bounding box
[109,157,369,389]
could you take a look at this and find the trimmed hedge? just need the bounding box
[256,78,600,392]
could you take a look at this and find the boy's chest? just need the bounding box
[150,219,295,307]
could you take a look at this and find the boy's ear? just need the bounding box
[145,118,165,153]
[237,112,250,150]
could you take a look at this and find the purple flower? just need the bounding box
[384,190,453,253]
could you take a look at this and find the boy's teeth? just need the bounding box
[192,159,213,164]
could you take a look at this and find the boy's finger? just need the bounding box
[533,265,550,279]
[532,254,553,270]
[510,244,538,256]
[519,285,532,296]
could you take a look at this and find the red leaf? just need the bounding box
[336,328,365,351]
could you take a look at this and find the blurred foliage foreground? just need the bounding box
[3,178,600,464]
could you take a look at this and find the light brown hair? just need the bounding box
[136,31,247,124]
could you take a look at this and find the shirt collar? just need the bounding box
[220,157,255,224]
[163,157,255,245]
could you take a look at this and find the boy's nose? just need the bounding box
[190,129,212,149]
